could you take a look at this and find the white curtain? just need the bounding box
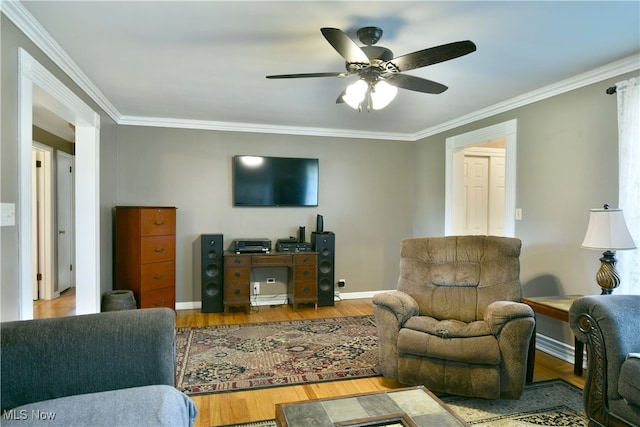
[616,76,640,294]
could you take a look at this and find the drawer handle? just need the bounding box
[154,220,165,226]
[303,270,309,276]
[152,299,166,306]
[153,273,165,280]
[153,247,165,253]
[234,289,241,296]
[303,287,309,293]
[234,258,242,264]
[234,272,241,278]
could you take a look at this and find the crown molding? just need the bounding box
[118,115,413,141]
[2,0,120,122]
[4,0,638,141]
[414,53,640,140]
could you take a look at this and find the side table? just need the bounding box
[521,295,584,382]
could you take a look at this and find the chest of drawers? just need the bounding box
[115,206,177,309]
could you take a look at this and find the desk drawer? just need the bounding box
[252,255,292,265]
[225,283,250,300]
[295,266,317,282]
[294,253,317,266]
[294,281,317,299]
[141,236,175,263]
[226,267,250,284]
[225,255,250,267]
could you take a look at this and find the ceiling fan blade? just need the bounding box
[389,40,476,72]
[386,74,448,94]
[266,72,344,79]
[320,28,370,64]
[335,88,347,104]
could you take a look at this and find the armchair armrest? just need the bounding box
[484,301,535,399]
[484,301,534,336]
[372,290,419,325]
[372,291,419,379]
[569,295,640,427]
[1,308,176,411]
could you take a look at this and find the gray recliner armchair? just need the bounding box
[373,236,535,399]
[569,295,640,427]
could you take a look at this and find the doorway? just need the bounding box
[458,143,505,235]
[31,137,76,317]
[18,48,101,320]
[445,119,517,237]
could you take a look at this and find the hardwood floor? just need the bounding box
[33,287,76,319]
[34,294,585,426]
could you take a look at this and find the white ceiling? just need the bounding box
[15,1,640,140]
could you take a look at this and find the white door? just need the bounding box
[463,155,489,235]
[457,147,506,236]
[57,152,75,292]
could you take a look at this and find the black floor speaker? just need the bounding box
[197,234,224,313]
[311,232,335,307]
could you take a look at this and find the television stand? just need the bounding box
[223,251,318,313]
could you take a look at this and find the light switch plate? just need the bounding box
[1,203,16,226]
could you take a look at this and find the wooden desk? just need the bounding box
[223,251,318,313]
[522,295,584,381]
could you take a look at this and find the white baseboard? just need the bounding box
[534,332,586,369]
[176,290,385,311]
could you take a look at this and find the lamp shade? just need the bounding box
[342,80,368,109]
[370,81,397,110]
[581,207,636,250]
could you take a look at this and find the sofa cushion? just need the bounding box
[0,385,197,427]
[618,355,640,408]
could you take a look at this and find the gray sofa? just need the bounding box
[1,308,197,427]
[569,295,640,427]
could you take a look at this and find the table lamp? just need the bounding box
[581,204,636,294]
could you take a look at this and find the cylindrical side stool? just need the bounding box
[101,290,137,311]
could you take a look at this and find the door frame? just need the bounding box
[18,49,101,319]
[445,119,517,237]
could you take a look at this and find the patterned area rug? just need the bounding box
[176,316,379,395]
[223,379,586,427]
[441,379,586,426]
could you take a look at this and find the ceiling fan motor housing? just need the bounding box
[357,26,384,45]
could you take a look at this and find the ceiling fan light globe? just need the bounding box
[371,80,398,110]
[343,80,368,109]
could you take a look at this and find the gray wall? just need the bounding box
[115,127,414,303]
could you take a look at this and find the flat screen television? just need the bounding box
[232,155,319,207]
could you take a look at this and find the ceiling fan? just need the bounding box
[266,27,477,111]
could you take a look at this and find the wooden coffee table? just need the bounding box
[275,386,469,427]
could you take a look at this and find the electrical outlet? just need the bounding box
[253,282,260,295]
[338,279,346,288]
